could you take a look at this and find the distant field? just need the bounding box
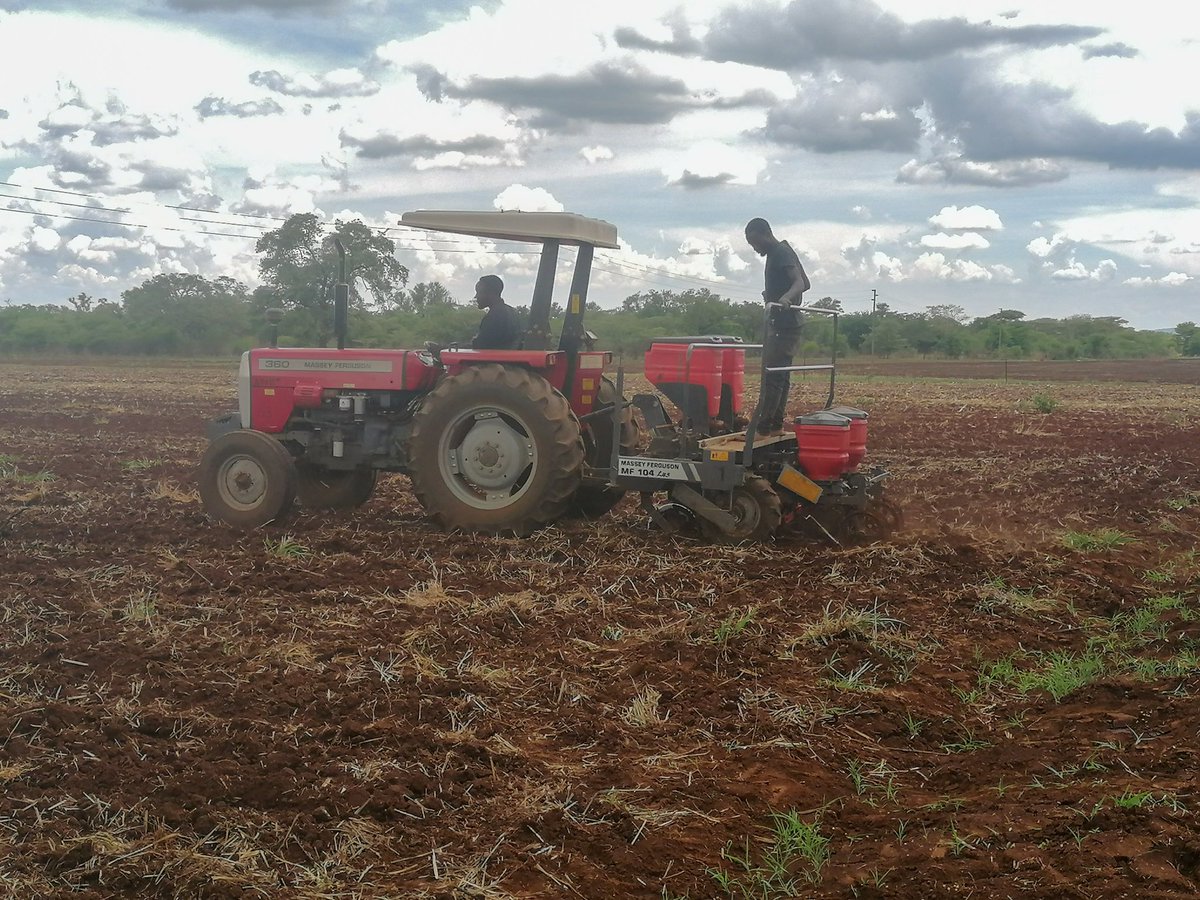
[2,360,1199,897]
[839,357,1200,383]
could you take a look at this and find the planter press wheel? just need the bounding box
[569,376,642,519]
[699,475,783,544]
[198,429,297,529]
[407,364,584,535]
[840,495,905,543]
[839,508,889,543]
[874,497,905,533]
[295,465,378,510]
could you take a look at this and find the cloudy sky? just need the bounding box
[1,0,1198,327]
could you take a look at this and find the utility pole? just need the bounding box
[870,288,878,357]
[997,308,1004,356]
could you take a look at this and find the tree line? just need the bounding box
[1,213,1195,359]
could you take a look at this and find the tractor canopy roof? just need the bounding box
[400,210,619,249]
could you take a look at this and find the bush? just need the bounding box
[1031,393,1059,414]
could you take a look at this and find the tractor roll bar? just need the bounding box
[333,238,349,350]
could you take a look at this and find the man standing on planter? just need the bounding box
[744,218,811,436]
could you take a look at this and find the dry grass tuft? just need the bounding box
[0,761,30,781]
[621,686,665,727]
[151,478,199,503]
[387,576,460,608]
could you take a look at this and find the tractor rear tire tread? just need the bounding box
[407,364,584,535]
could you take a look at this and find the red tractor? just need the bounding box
[199,210,896,542]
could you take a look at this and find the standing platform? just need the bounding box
[699,429,795,455]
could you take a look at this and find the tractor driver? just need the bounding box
[745,217,811,436]
[471,274,521,350]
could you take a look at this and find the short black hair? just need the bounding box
[745,217,772,236]
[478,274,504,293]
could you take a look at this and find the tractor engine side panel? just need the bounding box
[246,348,438,433]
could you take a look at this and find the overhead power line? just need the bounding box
[0,180,293,225]
[0,191,271,235]
[0,204,264,241]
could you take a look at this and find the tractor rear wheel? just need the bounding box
[408,364,584,535]
[569,376,641,519]
[296,465,377,510]
[198,430,297,529]
[700,475,782,544]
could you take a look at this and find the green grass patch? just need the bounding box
[121,458,161,472]
[797,600,906,647]
[979,650,1108,702]
[1062,528,1134,552]
[977,575,1058,615]
[265,535,310,559]
[820,655,880,694]
[846,759,901,805]
[1166,491,1200,512]
[1030,393,1060,414]
[709,810,831,896]
[977,593,1200,703]
[713,606,756,647]
[1106,790,1186,812]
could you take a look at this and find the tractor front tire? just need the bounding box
[700,475,782,544]
[198,430,297,529]
[569,376,642,519]
[296,465,377,510]
[408,364,584,535]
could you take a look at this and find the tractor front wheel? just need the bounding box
[408,364,584,535]
[700,475,782,544]
[296,465,377,510]
[198,430,297,529]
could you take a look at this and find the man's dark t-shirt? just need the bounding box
[764,240,803,302]
[472,302,521,350]
[764,240,806,331]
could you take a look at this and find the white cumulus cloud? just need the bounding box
[929,205,1004,231]
[1124,271,1192,287]
[493,184,563,212]
[580,145,614,164]
[915,252,989,282]
[919,232,991,251]
[1027,234,1070,258]
[30,226,61,252]
[1052,258,1118,281]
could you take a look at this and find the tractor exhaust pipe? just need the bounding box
[334,237,349,350]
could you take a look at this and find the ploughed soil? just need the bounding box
[1,360,1199,899]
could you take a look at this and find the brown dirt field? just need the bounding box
[2,360,1199,899]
